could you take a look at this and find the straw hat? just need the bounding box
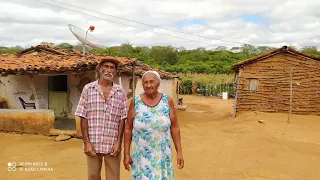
[98,57,121,68]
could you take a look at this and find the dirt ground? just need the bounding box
[1,95,320,180]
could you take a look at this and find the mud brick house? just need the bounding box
[0,45,179,136]
[232,46,320,117]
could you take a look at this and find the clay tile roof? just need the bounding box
[0,45,179,79]
[0,45,136,76]
[231,46,320,71]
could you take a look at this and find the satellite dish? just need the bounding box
[68,24,105,56]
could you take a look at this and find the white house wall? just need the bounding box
[119,75,131,95]
[0,75,48,109]
[135,78,178,104]
[0,73,178,116]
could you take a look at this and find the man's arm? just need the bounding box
[80,117,90,143]
[117,119,125,143]
[110,90,128,156]
[76,87,90,143]
[118,90,129,144]
[75,86,95,156]
[81,117,96,157]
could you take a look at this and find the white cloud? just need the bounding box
[0,0,320,50]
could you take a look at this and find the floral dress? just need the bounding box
[131,94,174,180]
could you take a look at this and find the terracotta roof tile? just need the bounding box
[0,45,178,79]
[0,52,136,76]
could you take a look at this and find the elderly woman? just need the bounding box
[123,70,184,179]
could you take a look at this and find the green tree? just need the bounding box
[300,46,319,56]
[56,43,74,50]
[5,42,315,75]
[0,46,23,54]
[256,46,275,54]
[150,46,178,65]
[215,46,227,51]
[40,42,55,46]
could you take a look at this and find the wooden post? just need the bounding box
[28,75,38,107]
[118,71,122,87]
[288,66,293,124]
[232,69,242,118]
[132,62,136,98]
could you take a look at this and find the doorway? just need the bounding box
[48,75,75,130]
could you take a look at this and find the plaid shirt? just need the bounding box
[75,80,128,154]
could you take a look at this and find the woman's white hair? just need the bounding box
[142,70,161,84]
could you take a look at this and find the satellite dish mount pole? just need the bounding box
[83,26,95,56]
[83,28,91,56]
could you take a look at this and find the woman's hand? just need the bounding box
[177,153,184,169]
[123,154,133,171]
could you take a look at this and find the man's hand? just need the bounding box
[84,142,96,157]
[123,154,133,171]
[110,141,122,156]
[177,153,184,169]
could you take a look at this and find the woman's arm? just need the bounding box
[168,97,184,169]
[123,98,135,170]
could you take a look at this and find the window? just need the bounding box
[248,79,259,91]
[49,75,67,91]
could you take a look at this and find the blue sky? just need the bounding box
[243,15,269,24]
[176,15,269,29]
[176,20,205,29]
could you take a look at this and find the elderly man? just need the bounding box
[75,57,128,180]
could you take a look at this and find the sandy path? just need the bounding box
[1,95,320,180]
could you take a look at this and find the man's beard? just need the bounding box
[102,73,114,81]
